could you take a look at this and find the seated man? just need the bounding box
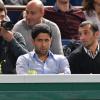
[16,23,71,74]
[68,20,100,74]
[44,0,85,39]
[13,0,63,55]
[0,2,28,74]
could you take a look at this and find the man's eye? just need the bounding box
[38,39,42,42]
[31,11,37,15]
[25,10,37,15]
[45,39,49,42]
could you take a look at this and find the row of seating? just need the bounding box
[5,5,82,47]
[6,5,82,24]
[6,5,26,24]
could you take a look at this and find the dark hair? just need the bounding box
[82,0,95,16]
[79,20,99,33]
[31,23,52,39]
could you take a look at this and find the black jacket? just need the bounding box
[0,32,28,74]
[68,45,100,74]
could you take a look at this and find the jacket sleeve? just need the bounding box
[8,32,28,58]
[68,52,80,74]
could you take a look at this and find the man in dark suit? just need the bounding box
[68,20,100,74]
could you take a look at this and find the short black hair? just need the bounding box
[31,23,52,39]
[79,20,99,33]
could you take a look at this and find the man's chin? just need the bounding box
[26,22,35,26]
[27,24,34,27]
[41,51,47,55]
[82,42,87,46]
[40,50,48,55]
[83,44,91,49]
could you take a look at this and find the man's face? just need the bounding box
[33,33,52,56]
[79,24,97,49]
[25,2,44,26]
[0,10,5,21]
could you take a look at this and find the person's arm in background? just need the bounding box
[8,32,28,57]
[0,27,28,57]
[46,21,63,55]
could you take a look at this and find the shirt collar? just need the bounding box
[32,50,55,60]
[84,44,100,59]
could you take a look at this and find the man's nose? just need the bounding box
[42,41,46,46]
[80,34,85,41]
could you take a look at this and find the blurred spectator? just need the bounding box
[3,0,30,5]
[82,0,100,32]
[0,1,28,73]
[44,0,85,40]
[0,0,10,21]
[70,0,82,6]
[13,0,63,54]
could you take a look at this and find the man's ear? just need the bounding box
[95,31,100,38]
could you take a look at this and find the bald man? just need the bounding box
[13,0,63,55]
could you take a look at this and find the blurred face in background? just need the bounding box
[94,0,100,15]
[56,0,70,12]
[0,10,5,21]
[25,1,44,27]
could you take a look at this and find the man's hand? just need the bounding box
[0,27,14,42]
